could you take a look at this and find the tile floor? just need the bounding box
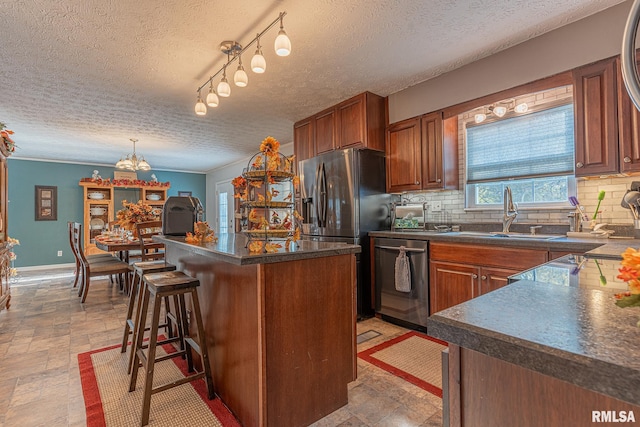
[0,267,443,426]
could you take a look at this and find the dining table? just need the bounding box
[94,234,149,263]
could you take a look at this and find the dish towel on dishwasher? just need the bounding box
[395,246,411,292]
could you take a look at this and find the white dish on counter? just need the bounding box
[88,192,105,200]
[146,194,161,201]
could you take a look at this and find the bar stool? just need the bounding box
[121,260,177,374]
[129,271,214,427]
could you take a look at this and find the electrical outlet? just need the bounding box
[431,201,442,212]
[57,250,62,257]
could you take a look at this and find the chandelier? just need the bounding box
[194,11,291,116]
[115,138,151,171]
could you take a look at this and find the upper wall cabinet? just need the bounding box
[386,112,458,193]
[293,92,385,163]
[616,53,640,174]
[573,57,619,177]
[293,117,314,172]
[573,54,640,177]
[386,117,422,192]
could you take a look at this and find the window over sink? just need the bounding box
[465,94,576,209]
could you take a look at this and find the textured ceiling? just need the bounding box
[0,0,626,172]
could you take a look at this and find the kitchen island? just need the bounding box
[155,234,360,427]
[428,252,640,427]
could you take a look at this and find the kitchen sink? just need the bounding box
[455,231,563,240]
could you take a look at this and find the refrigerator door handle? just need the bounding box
[314,162,322,226]
[319,162,327,226]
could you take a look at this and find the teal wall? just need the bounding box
[8,159,206,267]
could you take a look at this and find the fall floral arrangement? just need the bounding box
[185,221,217,244]
[232,136,303,253]
[0,122,16,156]
[616,247,640,326]
[116,200,159,232]
[81,177,170,187]
[6,236,19,278]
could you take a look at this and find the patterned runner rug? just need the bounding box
[78,341,240,426]
[358,331,448,398]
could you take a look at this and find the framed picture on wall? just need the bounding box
[178,191,192,197]
[35,185,57,221]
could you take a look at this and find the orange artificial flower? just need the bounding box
[231,176,246,188]
[259,136,280,155]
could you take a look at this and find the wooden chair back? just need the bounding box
[136,220,165,261]
[72,222,89,267]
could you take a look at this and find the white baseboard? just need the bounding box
[17,263,75,271]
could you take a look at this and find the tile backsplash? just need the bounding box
[399,85,639,231]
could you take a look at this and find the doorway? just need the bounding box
[215,180,234,234]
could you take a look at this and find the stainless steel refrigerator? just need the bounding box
[299,148,395,317]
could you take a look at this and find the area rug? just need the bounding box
[78,340,240,427]
[358,331,448,398]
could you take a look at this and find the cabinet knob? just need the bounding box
[481,275,487,280]
[472,274,478,279]
[576,162,584,168]
[415,181,420,185]
[436,178,442,183]
[624,156,632,163]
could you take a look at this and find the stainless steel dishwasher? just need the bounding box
[374,237,429,330]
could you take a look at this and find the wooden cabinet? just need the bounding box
[573,57,619,177]
[429,242,548,314]
[0,156,9,311]
[430,261,479,314]
[81,183,115,255]
[314,107,337,154]
[386,112,458,193]
[386,117,422,192]
[79,181,169,254]
[572,54,640,176]
[293,118,314,171]
[293,91,385,163]
[617,52,640,174]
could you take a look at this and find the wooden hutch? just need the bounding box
[79,179,169,254]
[0,144,11,310]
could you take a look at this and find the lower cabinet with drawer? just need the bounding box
[429,242,548,314]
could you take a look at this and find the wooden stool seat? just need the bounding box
[121,261,177,374]
[129,271,214,426]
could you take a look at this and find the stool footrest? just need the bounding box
[151,372,206,396]
[184,337,202,355]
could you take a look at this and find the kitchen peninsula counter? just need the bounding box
[155,235,360,427]
[428,255,640,427]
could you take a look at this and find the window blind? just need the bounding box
[466,103,574,184]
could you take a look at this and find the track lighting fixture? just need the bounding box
[193,11,291,116]
[206,81,219,107]
[251,35,266,73]
[195,91,207,116]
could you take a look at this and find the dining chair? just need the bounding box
[67,221,114,289]
[136,220,165,261]
[72,222,132,303]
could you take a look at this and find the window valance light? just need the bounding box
[194,11,291,116]
[474,99,529,124]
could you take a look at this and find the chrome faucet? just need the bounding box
[503,186,518,233]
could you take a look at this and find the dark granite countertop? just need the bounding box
[428,263,640,405]
[155,234,360,266]
[369,229,611,252]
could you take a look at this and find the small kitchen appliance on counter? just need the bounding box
[162,196,204,236]
[391,203,427,231]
